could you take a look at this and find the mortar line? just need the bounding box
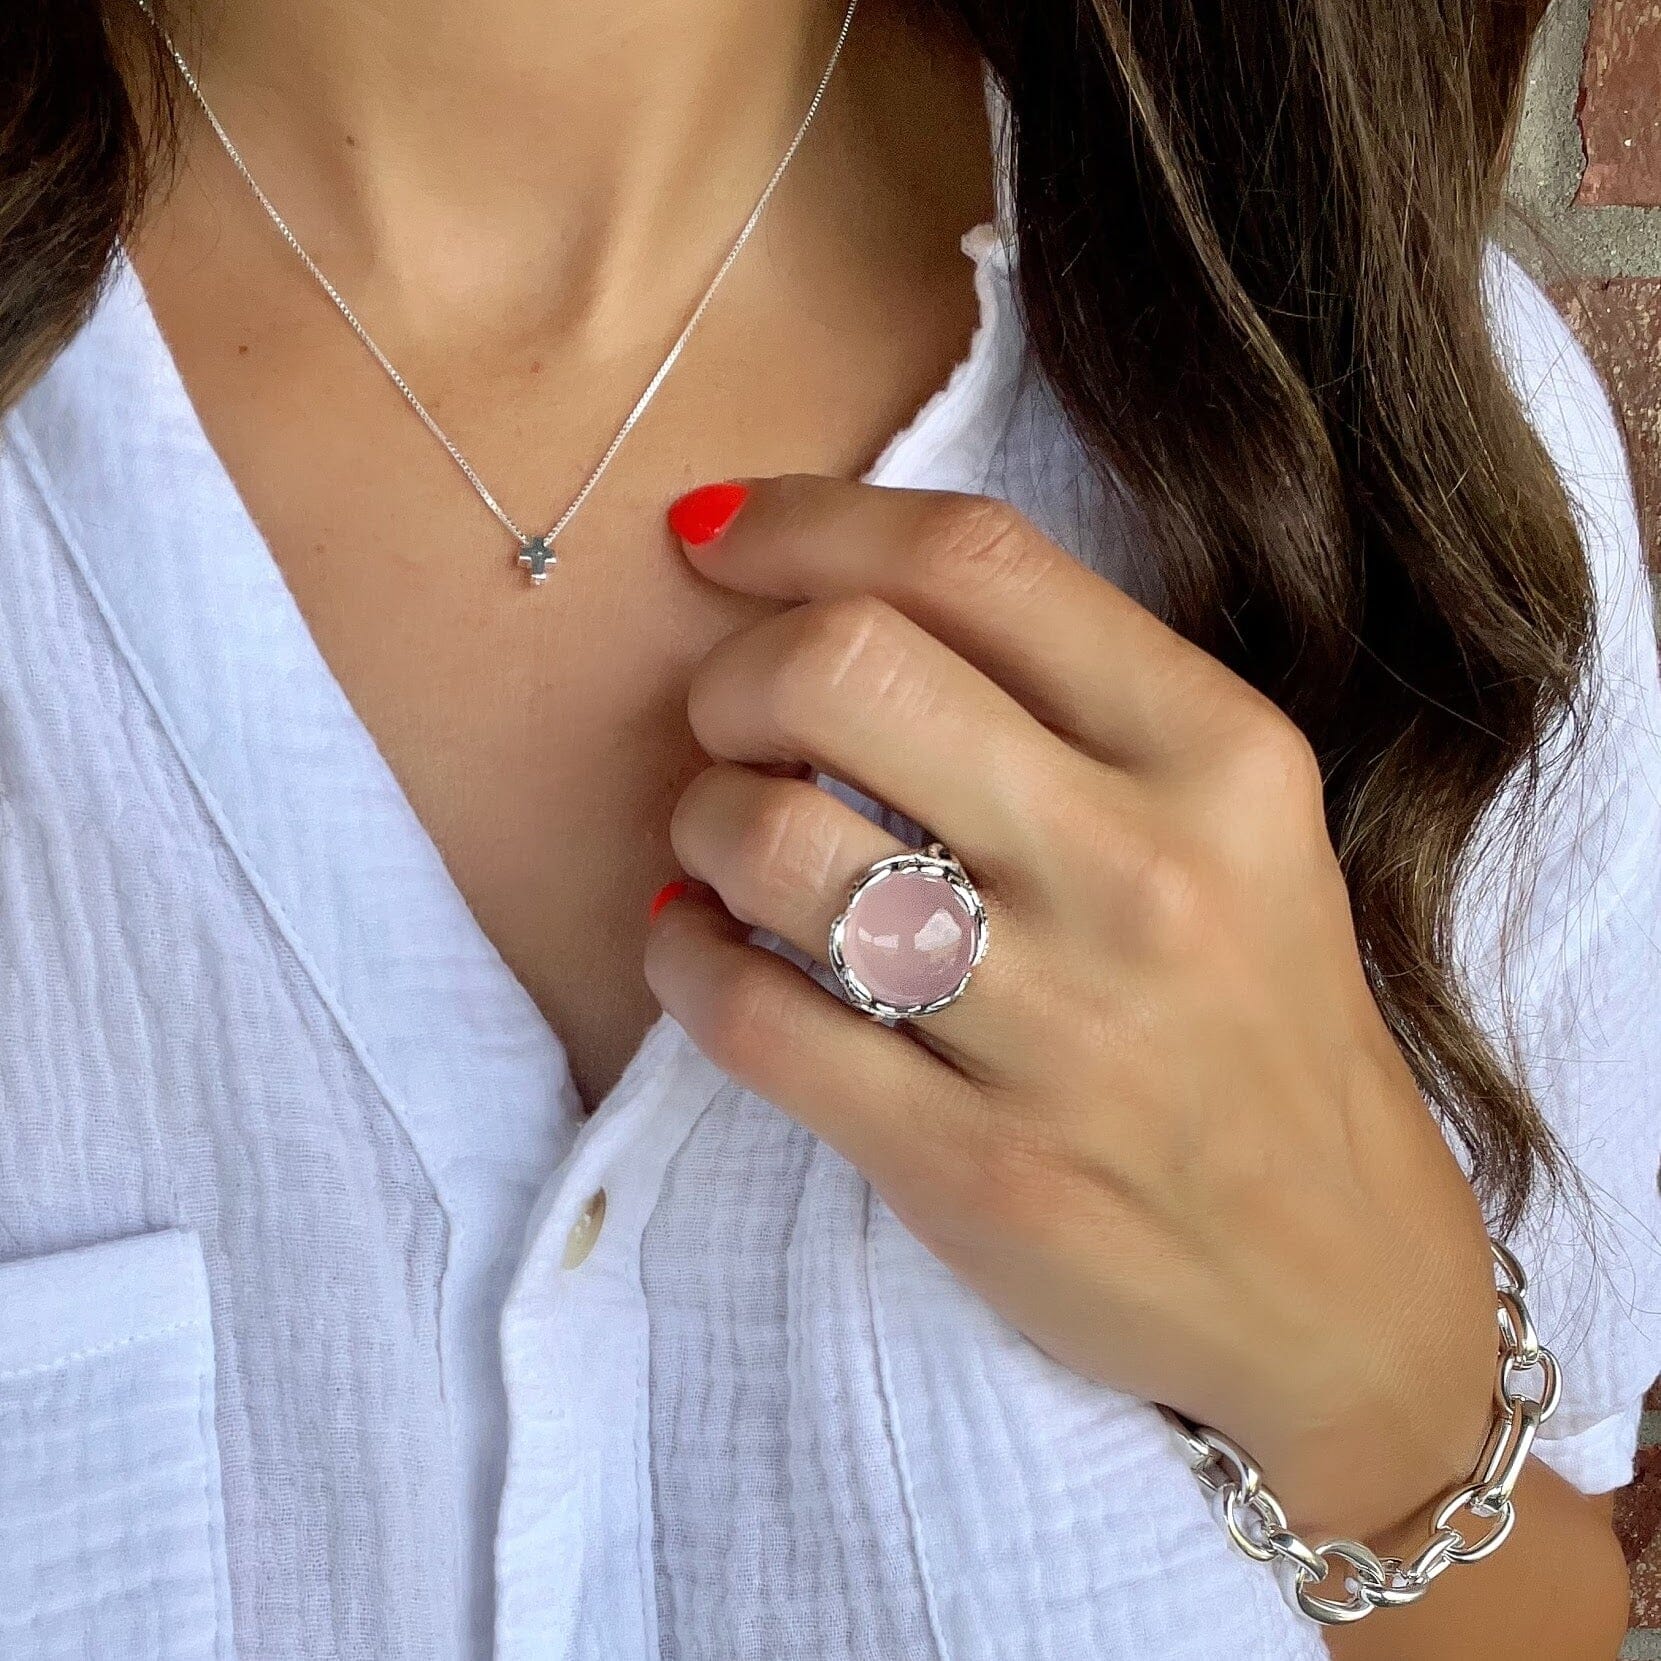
[1504,0,1661,282]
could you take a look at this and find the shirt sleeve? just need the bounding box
[1461,248,1661,1494]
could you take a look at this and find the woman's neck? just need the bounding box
[165,0,854,339]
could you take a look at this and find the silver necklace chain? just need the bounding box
[136,0,860,584]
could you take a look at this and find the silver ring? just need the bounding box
[828,842,989,1020]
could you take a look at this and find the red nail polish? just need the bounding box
[648,878,694,921]
[667,481,748,546]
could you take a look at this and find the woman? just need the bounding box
[0,0,1654,1655]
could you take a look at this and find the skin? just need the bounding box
[651,478,1632,1656]
[130,0,1628,1652]
[133,0,992,1106]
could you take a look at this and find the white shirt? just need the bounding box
[0,217,1657,1661]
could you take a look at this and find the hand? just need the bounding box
[646,475,1500,1544]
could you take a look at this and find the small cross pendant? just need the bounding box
[517,535,557,585]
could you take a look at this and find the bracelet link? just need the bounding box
[1389,1525,1464,1597]
[1471,1396,1544,1515]
[1432,1484,1519,1563]
[1501,1345,1563,1420]
[1158,1238,1560,1625]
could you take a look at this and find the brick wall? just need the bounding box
[1508,0,1661,559]
[1504,2,1661,1652]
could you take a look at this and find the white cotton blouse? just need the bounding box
[0,209,1657,1661]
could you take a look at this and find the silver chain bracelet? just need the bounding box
[1159,1240,1561,1625]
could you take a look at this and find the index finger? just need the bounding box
[668,474,1243,767]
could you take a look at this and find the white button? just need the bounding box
[561,1188,607,1269]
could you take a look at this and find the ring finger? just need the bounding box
[669,763,1023,1070]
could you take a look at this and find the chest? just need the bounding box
[128,231,978,1105]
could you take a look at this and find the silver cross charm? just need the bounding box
[517,535,557,585]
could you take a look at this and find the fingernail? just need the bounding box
[648,878,695,921]
[667,481,748,546]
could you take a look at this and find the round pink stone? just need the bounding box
[841,869,980,1009]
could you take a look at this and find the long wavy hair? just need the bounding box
[0,0,1592,1228]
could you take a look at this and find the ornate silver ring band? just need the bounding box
[828,842,990,1021]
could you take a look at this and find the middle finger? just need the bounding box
[687,593,1091,879]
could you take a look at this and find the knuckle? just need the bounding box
[912,493,1044,597]
[670,771,845,924]
[765,595,898,734]
[668,765,727,862]
[698,958,786,1075]
[1217,701,1324,813]
[734,785,839,914]
[772,593,950,739]
[1120,836,1212,956]
[742,783,816,879]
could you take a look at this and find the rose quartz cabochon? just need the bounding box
[840,869,979,1009]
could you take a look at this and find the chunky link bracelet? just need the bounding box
[1158,1241,1561,1625]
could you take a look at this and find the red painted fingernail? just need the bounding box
[648,878,695,921]
[667,481,748,546]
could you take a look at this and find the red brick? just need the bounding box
[1623,1396,1661,1639]
[1623,1448,1661,1631]
[1631,1527,1661,1625]
[1550,279,1661,566]
[1577,0,1661,206]
[1617,1445,1661,1568]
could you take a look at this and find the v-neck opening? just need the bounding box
[12,204,1020,1185]
[37,59,1022,1149]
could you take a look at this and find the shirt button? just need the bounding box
[561,1188,607,1269]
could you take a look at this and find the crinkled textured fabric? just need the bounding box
[0,1231,232,1661]
[0,196,1655,1660]
[0,394,460,1656]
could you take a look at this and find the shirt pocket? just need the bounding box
[0,1228,235,1661]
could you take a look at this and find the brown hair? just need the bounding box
[0,5,161,406]
[0,0,1592,1228]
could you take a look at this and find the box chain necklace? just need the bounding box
[136,0,861,585]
